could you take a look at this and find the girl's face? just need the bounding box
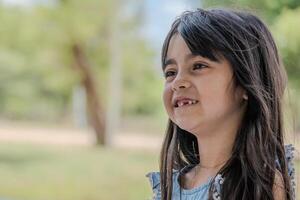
[163,34,246,135]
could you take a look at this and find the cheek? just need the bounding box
[200,80,233,112]
[163,85,173,114]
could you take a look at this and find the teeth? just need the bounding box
[177,100,198,107]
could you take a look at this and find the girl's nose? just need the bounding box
[171,76,191,91]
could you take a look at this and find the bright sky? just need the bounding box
[144,0,198,49]
[143,0,199,73]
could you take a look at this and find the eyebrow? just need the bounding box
[163,53,203,70]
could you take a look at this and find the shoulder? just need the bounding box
[146,171,161,200]
[145,170,180,200]
[146,170,181,188]
[146,165,194,190]
[275,144,296,182]
[146,171,161,190]
[273,144,297,200]
[273,170,285,200]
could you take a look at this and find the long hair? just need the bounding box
[159,8,293,200]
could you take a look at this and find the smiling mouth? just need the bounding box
[175,100,199,108]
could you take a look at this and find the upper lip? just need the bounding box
[173,96,198,107]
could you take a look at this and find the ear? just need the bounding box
[235,85,248,101]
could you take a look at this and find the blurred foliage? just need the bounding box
[0,0,298,131]
[273,8,300,131]
[0,0,163,121]
[201,0,300,22]
[273,8,300,86]
[0,5,76,120]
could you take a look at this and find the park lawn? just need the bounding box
[0,143,299,200]
[0,143,159,200]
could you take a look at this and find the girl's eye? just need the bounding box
[193,63,207,70]
[164,71,176,78]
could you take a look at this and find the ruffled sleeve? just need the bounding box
[275,144,296,199]
[146,170,181,200]
[146,172,161,200]
[285,144,296,199]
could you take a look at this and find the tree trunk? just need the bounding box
[71,43,106,145]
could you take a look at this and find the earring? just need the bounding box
[243,94,248,100]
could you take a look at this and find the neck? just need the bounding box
[194,109,244,168]
[196,133,234,169]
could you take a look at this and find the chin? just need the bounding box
[175,120,199,133]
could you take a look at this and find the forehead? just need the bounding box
[164,33,219,70]
[166,34,191,59]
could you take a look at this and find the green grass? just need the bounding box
[0,143,159,200]
[0,143,298,200]
[296,160,300,200]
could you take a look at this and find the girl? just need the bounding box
[146,8,296,200]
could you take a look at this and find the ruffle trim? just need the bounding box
[275,144,296,199]
[146,172,161,200]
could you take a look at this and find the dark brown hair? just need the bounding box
[160,8,293,200]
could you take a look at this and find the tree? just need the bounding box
[0,0,161,145]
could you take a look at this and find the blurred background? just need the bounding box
[0,0,299,199]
